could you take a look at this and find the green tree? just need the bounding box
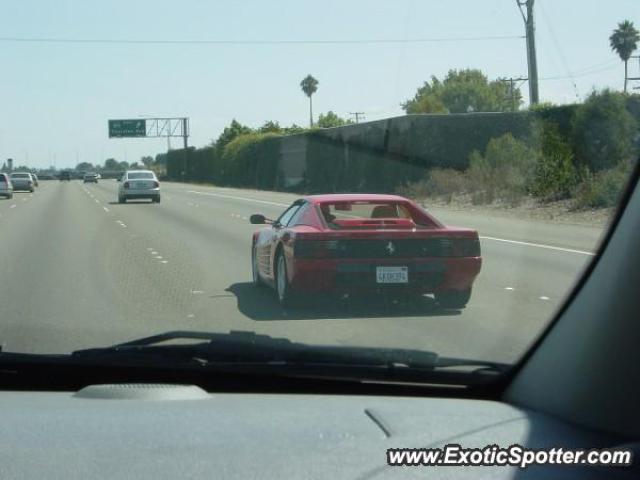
[259,121,282,133]
[118,161,130,170]
[103,158,119,170]
[140,156,154,167]
[300,74,319,127]
[214,119,253,153]
[316,111,352,128]
[609,20,640,93]
[283,124,306,135]
[75,162,93,172]
[572,89,638,171]
[402,69,520,114]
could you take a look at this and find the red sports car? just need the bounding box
[250,194,481,308]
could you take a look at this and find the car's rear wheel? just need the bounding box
[153,196,161,203]
[118,195,126,204]
[275,252,296,307]
[435,288,472,309]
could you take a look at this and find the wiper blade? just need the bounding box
[71,330,508,373]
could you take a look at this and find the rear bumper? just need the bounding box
[122,189,160,199]
[289,257,481,294]
[11,183,33,191]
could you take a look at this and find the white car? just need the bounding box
[9,172,34,192]
[0,173,13,198]
[118,170,160,203]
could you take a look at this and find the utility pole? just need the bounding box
[628,55,640,91]
[349,112,365,124]
[498,77,528,111]
[517,0,539,105]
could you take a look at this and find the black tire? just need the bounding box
[118,195,126,204]
[252,246,263,287]
[275,251,296,307]
[154,196,161,204]
[435,288,472,309]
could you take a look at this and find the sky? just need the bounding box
[0,0,638,169]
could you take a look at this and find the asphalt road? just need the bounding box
[0,180,605,363]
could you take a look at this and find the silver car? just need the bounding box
[118,170,160,203]
[10,172,34,192]
[0,173,13,198]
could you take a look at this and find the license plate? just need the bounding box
[376,266,408,284]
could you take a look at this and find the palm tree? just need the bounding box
[609,20,640,93]
[300,75,319,127]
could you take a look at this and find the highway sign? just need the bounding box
[108,119,146,138]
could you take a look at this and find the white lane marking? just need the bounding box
[160,260,168,264]
[146,247,154,251]
[10,204,16,209]
[539,296,550,301]
[155,256,163,259]
[103,206,109,212]
[480,235,595,256]
[187,314,195,318]
[505,287,514,291]
[186,189,289,207]
[151,251,158,255]
[191,290,204,295]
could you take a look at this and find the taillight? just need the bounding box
[123,181,130,189]
[294,240,340,259]
[451,237,481,257]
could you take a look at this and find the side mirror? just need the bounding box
[250,214,267,224]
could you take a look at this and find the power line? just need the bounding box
[536,0,579,99]
[0,34,524,46]
[349,112,365,124]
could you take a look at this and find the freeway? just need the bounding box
[0,180,604,363]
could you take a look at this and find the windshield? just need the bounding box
[0,1,638,386]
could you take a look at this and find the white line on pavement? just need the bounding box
[103,207,109,212]
[480,236,595,256]
[539,296,550,300]
[186,189,289,207]
[10,204,16,209]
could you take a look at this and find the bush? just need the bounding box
[572,89,638,172]
[397,168,468,203]
[221,132,281,188]
[467,133,538,203]
[529,121,578,201]
[573,160,633,209]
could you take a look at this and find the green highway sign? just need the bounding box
[108,119,147,138]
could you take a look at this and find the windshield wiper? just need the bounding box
[70,330,509,376]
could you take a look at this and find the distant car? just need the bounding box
[30,174,39,187]
[250,194,482,308]
[83,173,99,183]
[118,170,160,203]
[96,173,102,179]
[0,173,13,198]
[9,172,34,192]
[59,171,71,181]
